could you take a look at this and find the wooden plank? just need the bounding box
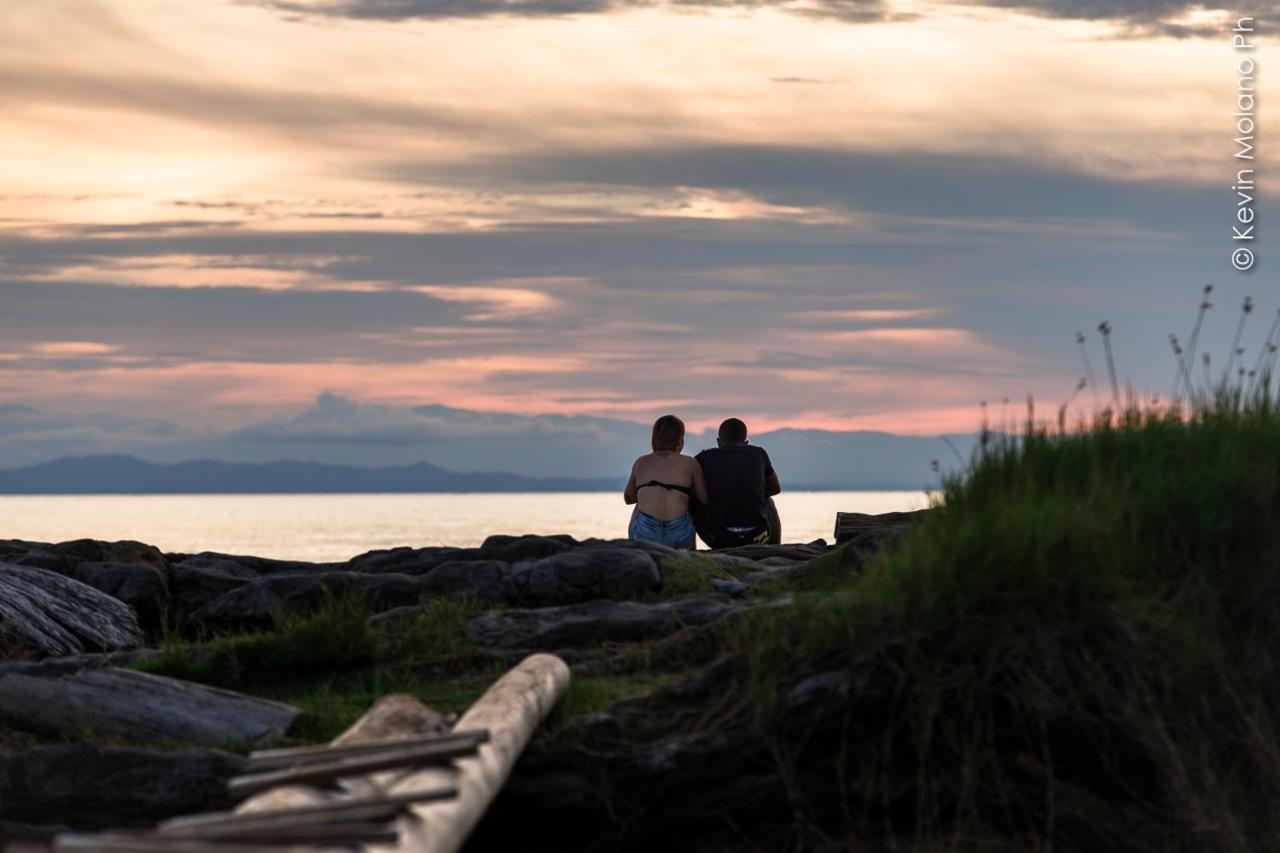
[228,738,481,799]
[158,789,457,836]
[246,729,488,771]
[55,836,310,852]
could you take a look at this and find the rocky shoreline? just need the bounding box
[0,516,922,850]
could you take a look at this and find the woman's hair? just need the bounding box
[651,414,685,452]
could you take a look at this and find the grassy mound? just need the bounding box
[692,401,1280,850]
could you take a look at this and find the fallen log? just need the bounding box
[0,564,142,659]
[382,652,571,853]
[0,662,299,746]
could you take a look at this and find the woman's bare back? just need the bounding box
[629,452,702,520]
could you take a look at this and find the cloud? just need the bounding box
[975,1,1270,37]
[249,0,892,23]
[245,0,1256,36]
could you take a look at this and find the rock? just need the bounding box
[419,560,513,606]
[710,578,748,597]
[51,539,168,571]
[165,551,339,577]
[169,555,261,580]
[470,595,750,649]
[707,553,762,571]
[0,564,142,659]
[0,660,300,745]
[65,561,169,625]
[367,604,423,634]
[508,549,660,607]
[755,556,805,568]
[345,546,465,575]
[191,571,431,628]
[0,743,244,829]
[1,552,170,626]
[168,562,253,613]
[576,538,680,558]
[6,548,78,574]
[709,541,828,561]
[481,536,575,563]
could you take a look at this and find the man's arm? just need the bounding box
[763,451,781,496]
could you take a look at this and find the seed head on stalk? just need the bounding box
[1248,308,1280,393]
[1224,295,1253,381]
[1076,331,1100,408]
[1170,334,1194,406]
[1099,321,1120,406]
[1178,284,1214,400]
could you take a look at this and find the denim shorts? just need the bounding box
[629,510,696,550]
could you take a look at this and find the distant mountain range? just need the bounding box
[0,396,980,492]
[0,455,621,494]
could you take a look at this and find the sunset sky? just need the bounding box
[0,0,1272,462]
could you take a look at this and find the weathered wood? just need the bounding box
[0,663,299,745]
[55,836,312,852]
[246,729,488,771]
[379,653,570,853]
[833,509,930,544]
[158,790,457,836]
[229,693,450,818]
[228,738,483,799]
[0,563,142,659]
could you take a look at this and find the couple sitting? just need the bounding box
[623,415,782,550]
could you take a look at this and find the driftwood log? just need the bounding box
[0,662,299,746]
[0,564,142,659]
[380,653,571,853]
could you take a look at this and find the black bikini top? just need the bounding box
[638,480,693,496]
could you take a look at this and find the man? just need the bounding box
[692,417,783,548]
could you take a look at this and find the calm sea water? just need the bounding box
[0,491,930,562]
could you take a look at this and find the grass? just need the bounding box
[130,587,682,748]
[661,396,1280,850]
[650,552,730,600]
[130,589,501,746]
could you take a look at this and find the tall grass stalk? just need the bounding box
[1176,284,1213,400]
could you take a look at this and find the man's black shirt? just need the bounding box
[694,444,775,531]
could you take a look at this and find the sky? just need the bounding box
[0,0,1274,467]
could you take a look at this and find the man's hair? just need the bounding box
[718,417,748,443]
[651,414,686,452]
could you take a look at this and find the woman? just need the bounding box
[624,414,708,549]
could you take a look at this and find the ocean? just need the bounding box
[0,491,931,562]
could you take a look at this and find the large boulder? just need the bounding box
[168,562,254,614]
[345,545,464,576]
[0,744,244,830]
[1,542,171,624]
[0,661,299,745]
[470,595,750,649]
[0,564,142,659]
[508,549,660,607]
[166,551,338,576]
[190,571,432,628]
[419,560,513,606]
[479,535,575,563]
[50,539,168,570]
[65,561,169,626]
